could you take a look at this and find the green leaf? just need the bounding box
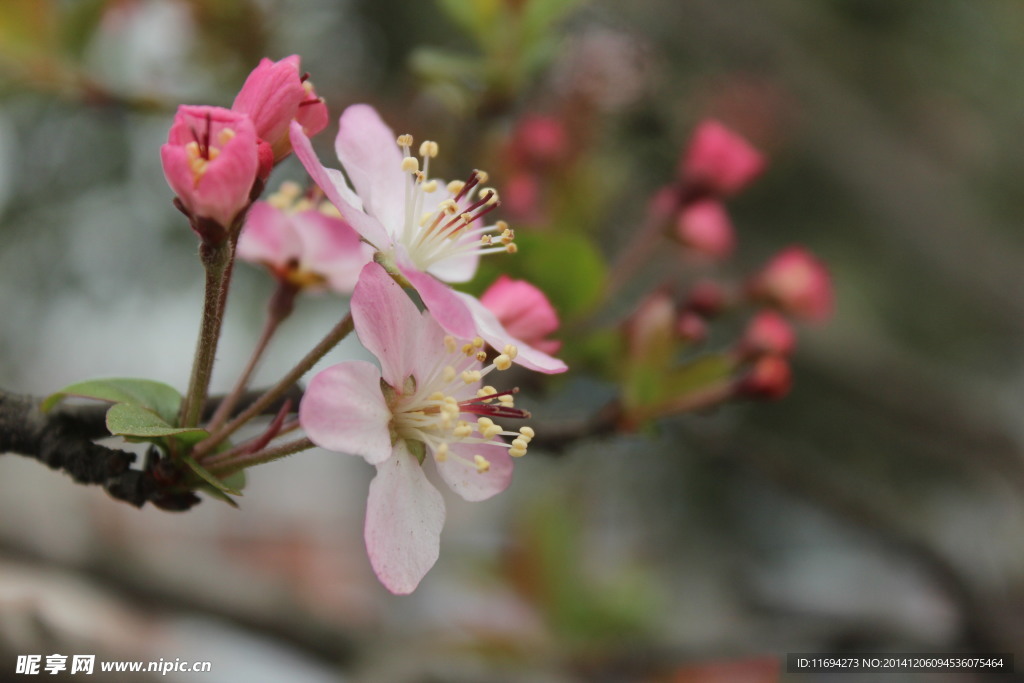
[104,402,206,440]
[180,453,242,499]
[43,377,182,424]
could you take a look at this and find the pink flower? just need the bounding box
[480,275,561,355]
[232,55,328,162]
[289,105,566,374]
[511,115,568,168]
[741,310,796,357]
[300,262,535,594]
[161,105,259,230]
[675,199,735,259]
[236,190,373,293]
[749,246,833,321]
[738,355,792,400]
[681,119,765,197]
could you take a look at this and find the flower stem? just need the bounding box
[191,312,354,457]
[207,280,298,432]
[179,241,233,429]
[207,436,315,477]
[201,418,300,469]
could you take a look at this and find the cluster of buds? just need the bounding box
[620,120,832,423]
[161,56,328,245]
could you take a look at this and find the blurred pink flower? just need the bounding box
[300,263,535,594]
[681,119,765,197]
[289,105,566,374]
[738,354,792,400]
[161,105,259,231]
[232,55,328,162]
[741,310,796,357]
[676,311,708,344]
[511,115,568,168]
[749,246,834,321]
[480,275,562,355]
[676,199,735,259]
[236,198,372,293]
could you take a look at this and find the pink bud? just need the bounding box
[749,246,833,321]
[685,279,727,318]
[512,115,568,167]
[232,55,328,162]
[479,275,561,354]
[738,355,792,400]
[681,119,765,197]
[676,199,735,259]
[160,105,259,231]
[502,172,541,221]
[741,310,796,357]
[676,311,707,344]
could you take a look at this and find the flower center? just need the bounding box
[186,114,237,186]
[394,135,517,274]
[391,335,534,472]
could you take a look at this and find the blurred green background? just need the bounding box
[1,0,1023,681]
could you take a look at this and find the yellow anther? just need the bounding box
[415,171,425,182]
[476,170,490,184]
[207,147,221,161]
[477,386,497,401]
[473,337,485,348]
[509,446,526,458]
[423,179,439,193]
[185,141,201,158]
[480,188,499,205]
[483,424,503,439]
[461,370,482,384]
[511,438,529,451]
[474,455,491,473]
[475,350,487,362]
[434,443,449,462]
[519,426,535,439]
[319,202,342,218]
[444,335,457,353]
[447,180,465,194]
[477,417,494,430]
[442,365,456,383]
[480,235,492,245]
[419,140,439,158]
[401,156,419,173]
[461,343,474,355]
[506,243,519,254]
[428,391,446,401]
[501,228,515,242]
[439,199,458,214]
[495,220,509,231]
[499,395,514,407]
[420,211,435,227]
[460,212,474,224]
[397,134,413,147]
[216,127,236,146]
[453,422,473,438]
[503,344,519,360]
[494,354,512,371]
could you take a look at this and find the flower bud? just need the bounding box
[681,119,765,197]
[740,310,796,357]
[748,246,833,321]
[160,105,259,234]
[676,199,735,259]
[738,355,792,400]
[479,275,561,354]
[512,115,568,168]
[676,311,708,344]
[232,55,328,162]
[684,279,727,318]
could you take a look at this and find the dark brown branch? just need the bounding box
[0,385,304,510]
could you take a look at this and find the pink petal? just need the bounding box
[396,259,477,340]
[675,199,735,259]
[289,121,391,248]
[455,292,568,374]
[232,56,306,158]
[236,201,302,268]
[291,210,373,293]
[365,442,446,594]
[351,262,423,389]
[299,361,393,465]
[425,236,481,283]
[335,104,406,237]
[435,441,513,502]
